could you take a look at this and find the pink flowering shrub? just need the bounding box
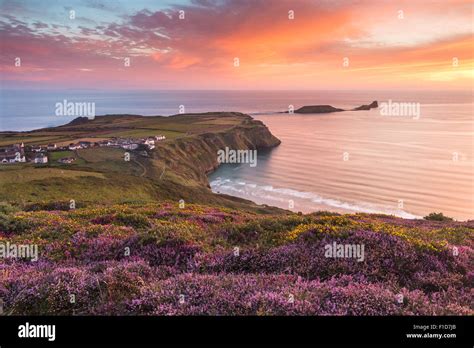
[0,203,472,315]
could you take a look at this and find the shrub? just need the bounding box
[24,201,84,211]
[0,213,33,235]
[0,202,19,214]
[424,212,453,222]
[114,213,150,229]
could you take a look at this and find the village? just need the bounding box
[0,135,166,165]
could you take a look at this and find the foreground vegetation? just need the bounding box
[0,202,472,315]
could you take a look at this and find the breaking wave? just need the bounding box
[210,177,422,219]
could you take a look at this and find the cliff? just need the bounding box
[153,113,281,186]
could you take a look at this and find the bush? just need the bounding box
[424,212,453,222]
[24,201,84,211]
[0,202,19,214]
[0,213,33,235]
[114,213,150,229]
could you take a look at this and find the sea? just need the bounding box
[1,89,472,220]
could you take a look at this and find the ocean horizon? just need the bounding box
[1,89,472,131]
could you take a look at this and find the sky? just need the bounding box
[0,0,473,90]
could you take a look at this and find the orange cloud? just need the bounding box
[1,0,472,90]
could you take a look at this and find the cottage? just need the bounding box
[121,143,139,150]
[58,157,75,164]
[68,143,82,150]
[34,153,48,164]
[1,154,26,163]
[143,138,155,150]
[30,146,43,152]
[144,138,155,145]
[0,145,26,164]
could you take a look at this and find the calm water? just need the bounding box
[1,90,473,220]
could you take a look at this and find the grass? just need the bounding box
[0,173,157,205]
[47,151,85,167]
[106,129,182,139]
[0,166,104,183]
[0,134,69,146]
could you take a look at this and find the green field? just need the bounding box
[107,129,183,139]
[0,166,104,183]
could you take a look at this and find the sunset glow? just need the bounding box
[1,0,473,90]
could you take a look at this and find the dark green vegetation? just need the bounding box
[424,212,454,222]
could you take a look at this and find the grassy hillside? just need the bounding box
[0,113,282,214]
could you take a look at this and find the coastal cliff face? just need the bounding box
[153,113,281,186]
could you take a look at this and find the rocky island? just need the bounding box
[294,105,345,114]
[290,101,378,114]
[352,100,378,111]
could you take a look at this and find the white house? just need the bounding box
[0,145,26,164]
[34,153,48,164]
[58,157,75,164]
[144,138,155,149]
[144,138,155,146]
[5,154,26,163]
[122,143,139,150]
[30,146,43,152]
[68,144,82,150]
